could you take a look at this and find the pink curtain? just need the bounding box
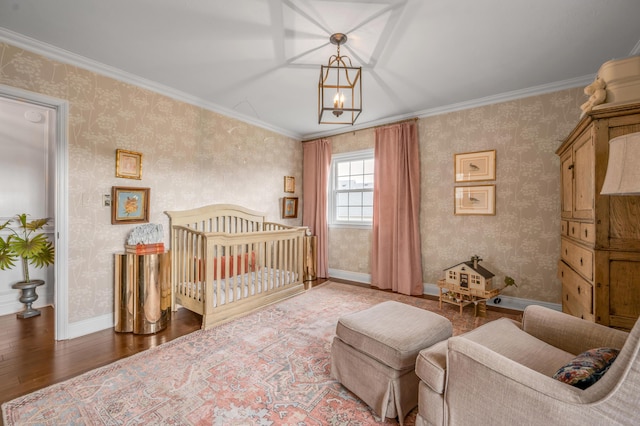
[371,121,423,295]
[302,139,331,278]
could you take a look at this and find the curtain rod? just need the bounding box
[302,117,418,142]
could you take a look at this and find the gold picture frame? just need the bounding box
[284,176,295,193]
[454,150,496,182]
[282,197,298,219]
[111,186,150,224]
[116,149,143,180]
[454,185,496,215]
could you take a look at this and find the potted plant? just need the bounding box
[0,214,55,318]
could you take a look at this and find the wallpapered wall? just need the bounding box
[328,88,586,303]
[0,43,303,323]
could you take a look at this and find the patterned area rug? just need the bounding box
[2,282,521,425]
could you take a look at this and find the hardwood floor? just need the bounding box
[0,306,202,411]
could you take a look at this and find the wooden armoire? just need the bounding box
[556,102,640,330]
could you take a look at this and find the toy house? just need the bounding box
[444,255,494,292]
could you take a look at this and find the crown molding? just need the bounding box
[0,27,302,140]
[302,74,593,140]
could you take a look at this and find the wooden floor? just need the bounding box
[0,306,202,411]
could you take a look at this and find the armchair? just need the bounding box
[415,305,638,425]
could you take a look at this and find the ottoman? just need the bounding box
[331,300,452,424]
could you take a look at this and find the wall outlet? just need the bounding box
[103,194,111,207]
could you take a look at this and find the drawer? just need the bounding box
[580,223,595,244]
[560,220,568,236]
[568,221,581,239]
[561,238,593,280]
[559,261,594,321]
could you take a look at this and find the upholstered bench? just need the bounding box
[330,300,452,424]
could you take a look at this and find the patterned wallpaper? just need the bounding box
[0,43,303,323]
[328,89,586,303]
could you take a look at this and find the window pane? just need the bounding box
[351,160,364,176]
[337,177,350,190]
[350,175,364,189]
[363,191,373,205]
[364,159,374,174]
[337,192,349,206]
[349,206,362,219]
[337,206,349,220]
[349,192,362,205]
[363,174,374,188]
[337,162,350,177]
[362,206,373,219]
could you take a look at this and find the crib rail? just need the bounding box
[170,224,306,328]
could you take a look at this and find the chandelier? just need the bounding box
[318,33,362,125]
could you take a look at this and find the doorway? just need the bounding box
[0,84,69,340]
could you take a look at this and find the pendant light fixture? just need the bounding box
[318,33,362,125]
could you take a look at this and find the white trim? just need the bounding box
[302,74,594,140]
[0,28,299,140]
[65,313,113,340]
[329,149,375,227]
[328,268,371,284]
[0,84,70,340]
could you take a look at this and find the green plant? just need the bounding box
[0,214,55,282]
[504,276,518,288]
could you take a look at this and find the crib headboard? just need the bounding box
[165,204,267,233]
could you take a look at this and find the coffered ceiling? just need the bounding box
[1,0,640,140]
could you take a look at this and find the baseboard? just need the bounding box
[65,312,113,340]
[328,270,561,312]
[328,269,371,285]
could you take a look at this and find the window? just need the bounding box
[329,149,374,227]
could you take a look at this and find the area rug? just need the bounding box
[2,281,521,425]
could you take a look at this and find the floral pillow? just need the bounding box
[553,347,620,390]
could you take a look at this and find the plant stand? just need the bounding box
[12,279,45,318]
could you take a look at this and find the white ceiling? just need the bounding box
[1,0,640,140]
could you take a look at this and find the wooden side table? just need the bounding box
[114,252,171,334]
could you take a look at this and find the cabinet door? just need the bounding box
[560,150,573,219]
[572,131,594,219]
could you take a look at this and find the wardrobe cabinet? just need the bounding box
[556,103,640,330]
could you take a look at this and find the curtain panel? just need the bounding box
[302,139,331,278]
[371,121,423,295]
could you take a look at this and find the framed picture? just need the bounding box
[454,185,495,215]
[282,197,298,219]
[454,150,496,182]
[111,186,150,224]
[284,176,295,193]
[116,149,143,180]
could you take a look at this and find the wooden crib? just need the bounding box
[165,204,307,329]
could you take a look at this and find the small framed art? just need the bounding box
[454,150,496,182]
[284,176,295,193]
[116,149,143,180]
[282,197,298,219]
[454,185,495,215]
[111,186,150,224]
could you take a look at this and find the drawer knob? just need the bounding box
[566,294,569,301]
[580,258,583,266]
[571,226,575,234]
[577,286,581,294]
[584,229,588,238]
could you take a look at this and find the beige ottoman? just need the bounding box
[331,300,452,424]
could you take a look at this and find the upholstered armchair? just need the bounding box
[415,305,639,425]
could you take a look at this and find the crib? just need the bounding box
[165,204,307,329]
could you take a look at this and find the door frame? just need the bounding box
[1,84,69,340]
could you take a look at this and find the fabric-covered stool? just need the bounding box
[331,300,452,424]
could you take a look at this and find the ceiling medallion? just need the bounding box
[318,33,362,125]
